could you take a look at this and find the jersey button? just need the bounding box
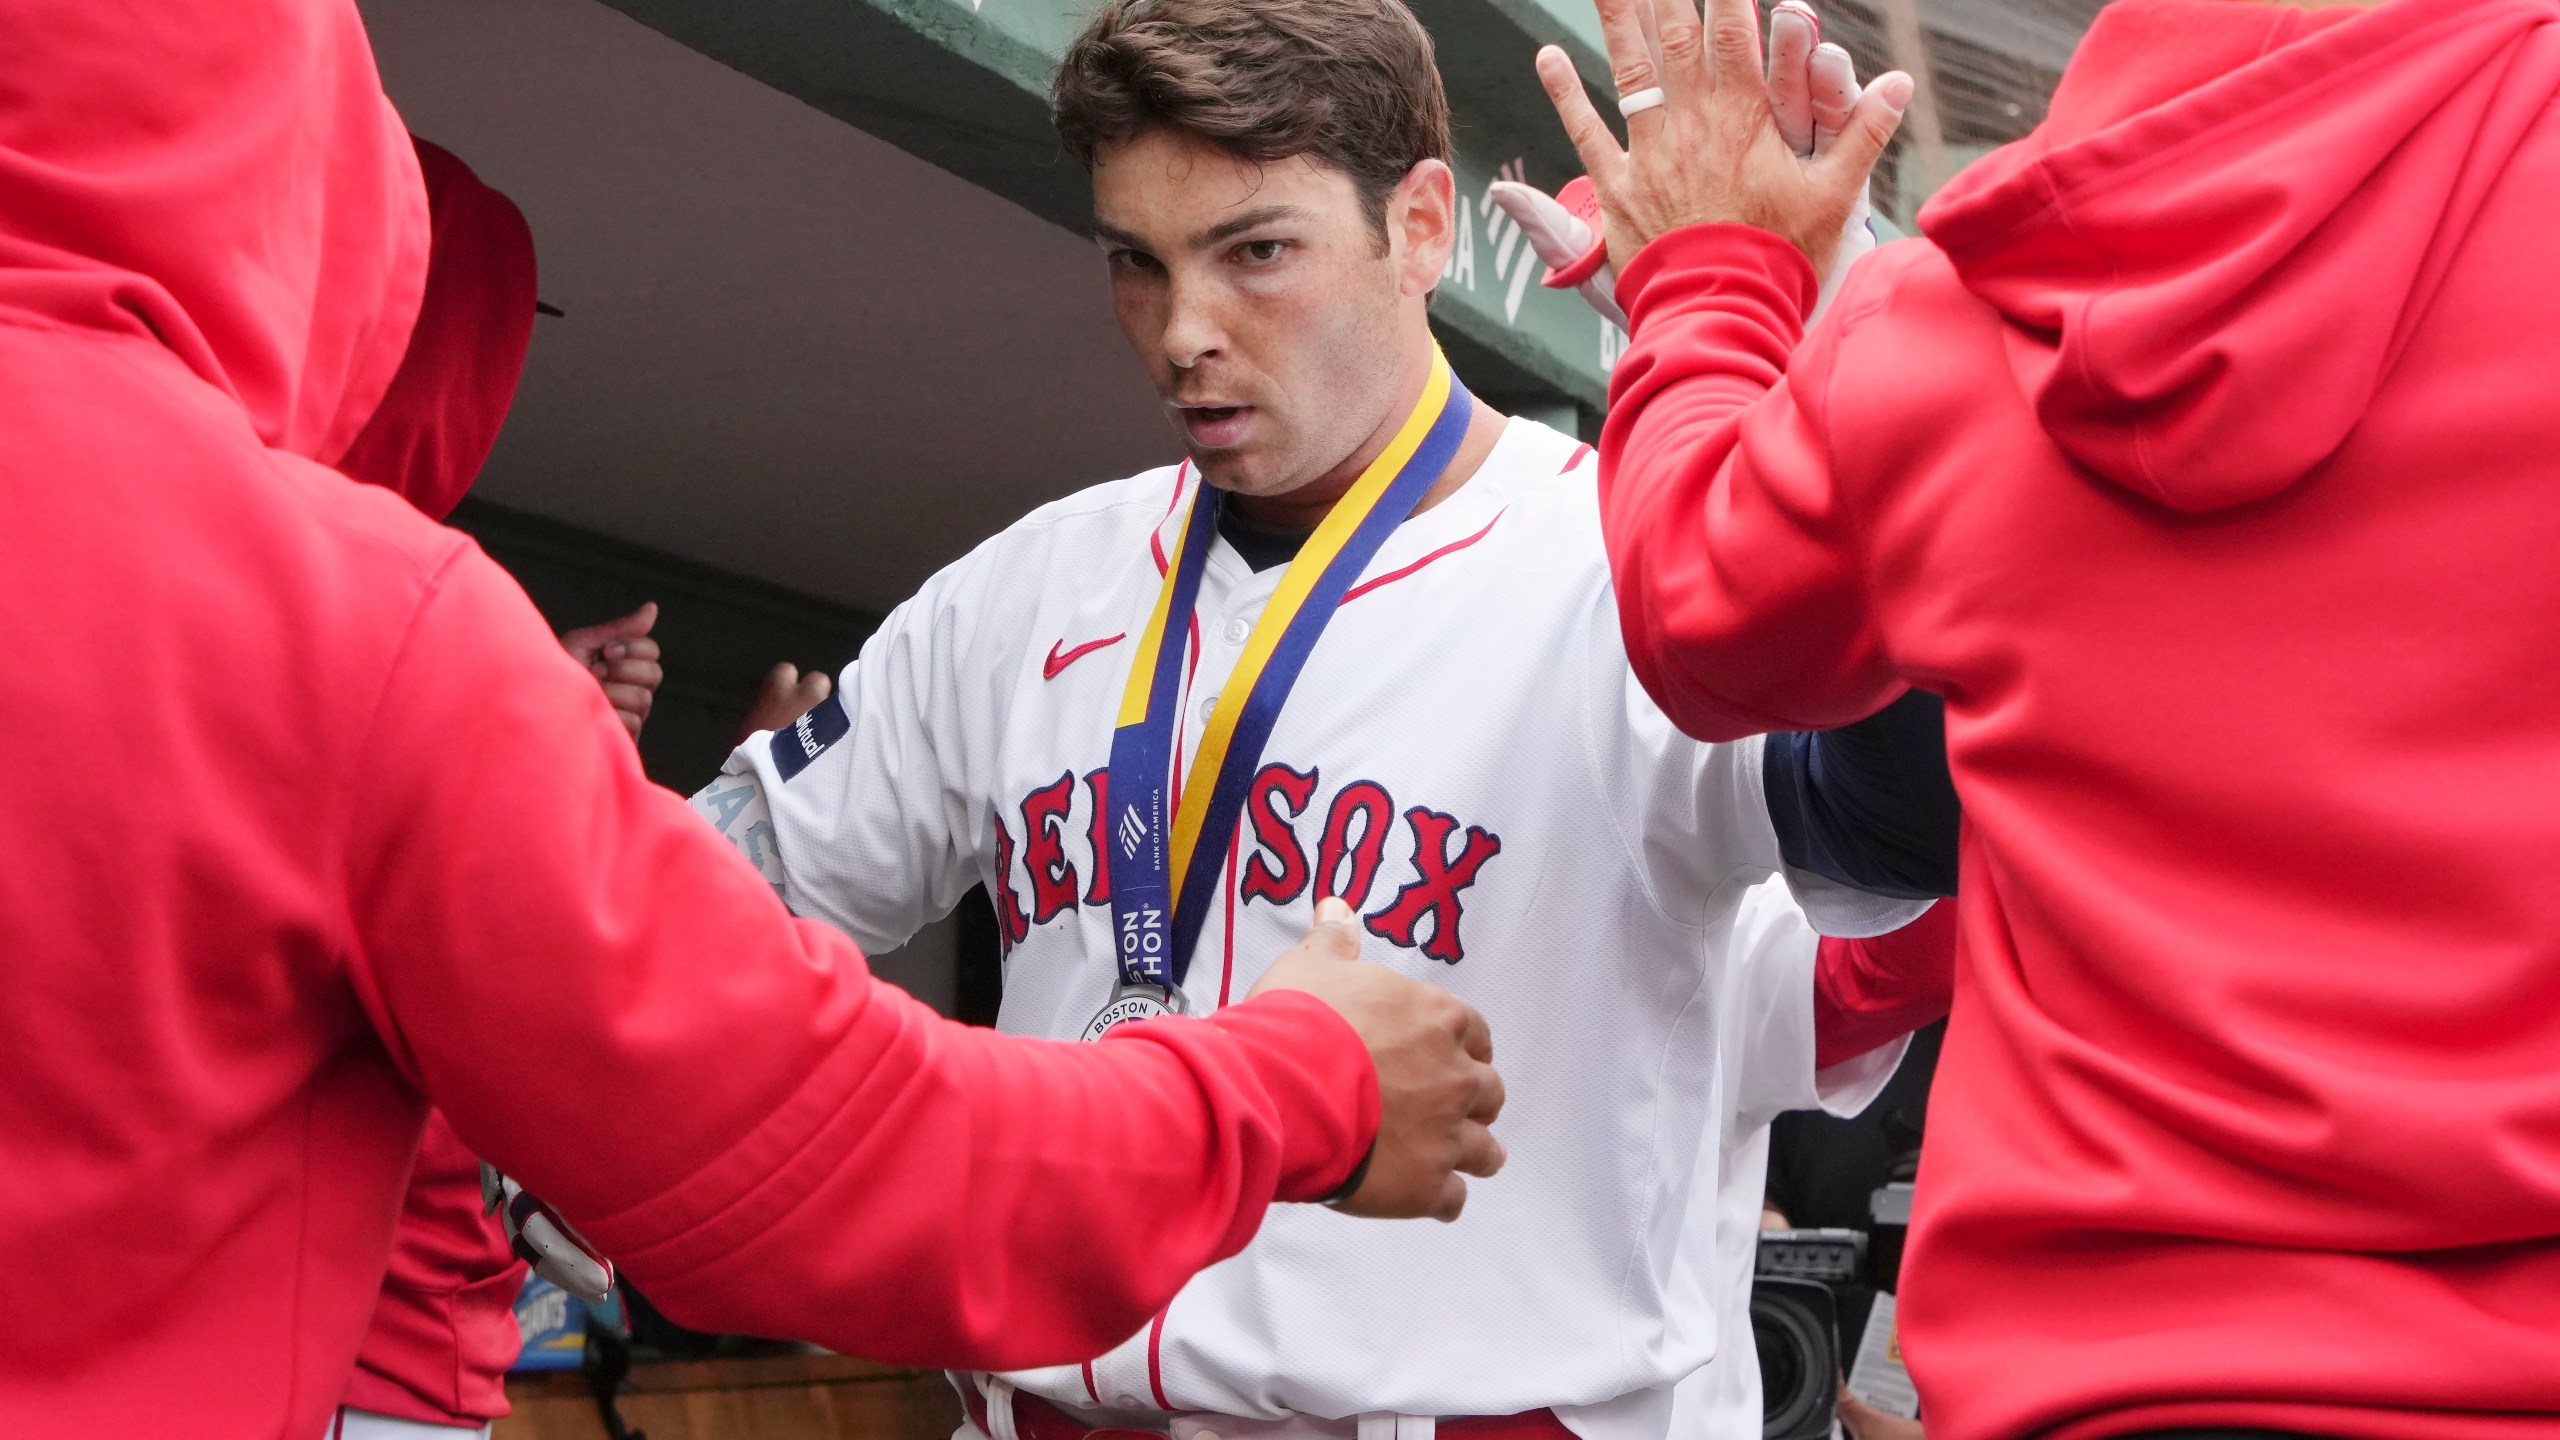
[1223,617,1251,645]
[1199,694,1220,722]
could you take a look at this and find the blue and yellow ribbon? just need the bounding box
[1105,349,1476,989]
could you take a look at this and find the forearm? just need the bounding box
[347,550,1377,1368]
[594,975,1376,1365]
[1600,224,1900,739]
[1811,899,1956,1070]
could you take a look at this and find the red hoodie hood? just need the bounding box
[336,139,539,521]
[1921,0,2560,513]
[0,0,427,465]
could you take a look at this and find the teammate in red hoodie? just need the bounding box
[328,138,674,1440]
[327,136,546,1440]
[0,3,1513,1434]
[1535,0,2560,1435]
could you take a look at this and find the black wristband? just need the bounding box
[1316,1141,1376,1209]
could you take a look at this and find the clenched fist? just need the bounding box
[734,661,834,744]
[1250,898,1508,1222]
[559,602,662,740]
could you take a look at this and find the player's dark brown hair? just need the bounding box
[1051,0,1454,245]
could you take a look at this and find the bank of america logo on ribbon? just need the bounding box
[1119,806,1147,859]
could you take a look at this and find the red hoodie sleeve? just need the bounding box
[337,543,1378,1370]
[1599,223,1905,741]
[1811,899,1957,1071]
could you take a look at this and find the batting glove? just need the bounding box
[1487,1,1876,332]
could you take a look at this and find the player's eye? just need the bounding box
[1235,238,1288,265]
[1106,247,1164,276]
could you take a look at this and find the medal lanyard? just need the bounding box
[1104,349,1476,992]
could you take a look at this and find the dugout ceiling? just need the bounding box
[364,0,1178,616]
[362,0,2096,617]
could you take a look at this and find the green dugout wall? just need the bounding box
[594,0,1626,417]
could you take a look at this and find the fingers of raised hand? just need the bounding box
[1811,70,1909,194]
[1588,0,1664,102]
[1767,2,1819,155]
[1808,41,1860,152]
[1699,0,1762,91]
[1536,47,1627,182]
[1646,0,1710,92]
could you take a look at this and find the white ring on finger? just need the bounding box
[1617,86,1666,118]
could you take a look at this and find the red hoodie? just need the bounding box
[331,138,540,1431]
[0,4,1376,1436]
[1597,0,2560,1436]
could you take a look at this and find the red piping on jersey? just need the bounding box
[1341,510,1507,606]
[1146,1309,1172,1410]
[1561,443,1593,473]
[1151,461,1189,575]
[1080,1360,1099,1404]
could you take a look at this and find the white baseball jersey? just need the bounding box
[1665,882,1906,1440]
[690,417,1920,1440]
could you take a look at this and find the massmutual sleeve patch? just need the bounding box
[770,690,851,781]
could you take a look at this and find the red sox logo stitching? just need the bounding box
[986,763,1501,964]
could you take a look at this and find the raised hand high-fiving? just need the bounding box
[1533,0,1911,279]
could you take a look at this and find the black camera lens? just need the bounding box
[1750,1276,1840,1440]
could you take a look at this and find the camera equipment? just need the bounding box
[1753,1228,1866,1440]
[1865,1105,1925,1297]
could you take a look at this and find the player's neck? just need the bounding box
[1227,366,1510,534]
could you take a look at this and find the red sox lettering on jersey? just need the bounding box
[985,765,1503,962]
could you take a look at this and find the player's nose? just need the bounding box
[1160,273,1226,370]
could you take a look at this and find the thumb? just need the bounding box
[1813,71,1909,203]
[606,601,659,638]
[1303,896,1363,960]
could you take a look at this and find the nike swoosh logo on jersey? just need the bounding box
[1043,633,1126,680]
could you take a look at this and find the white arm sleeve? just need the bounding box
[1724,875,1908,1134]
[1608,653,1926,939]
[686,545,1018,957]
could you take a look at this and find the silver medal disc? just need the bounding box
[1082,983,1184,1042]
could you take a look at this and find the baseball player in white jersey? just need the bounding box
[690,0,1951,1436]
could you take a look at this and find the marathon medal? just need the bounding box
[1081,981,1188,1042]
[1090,349,1475,1042]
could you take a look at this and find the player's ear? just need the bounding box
[1394,159,1458,298]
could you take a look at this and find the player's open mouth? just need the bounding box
[1178,404,1253,449]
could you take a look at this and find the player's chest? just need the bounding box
[975,523,1600,972]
